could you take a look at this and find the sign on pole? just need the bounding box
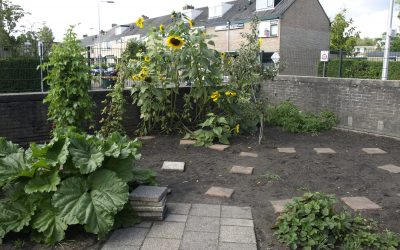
[271,52,280,64]
[320,50,329,62]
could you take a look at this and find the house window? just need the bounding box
[259,20,279,38]
[256,0,274,11]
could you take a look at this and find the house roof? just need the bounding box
[81,0,296,46]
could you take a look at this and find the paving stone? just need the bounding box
[314,148,336,154]
[270,199,293,213]
[189,204,221,217]
[167,203,191,215]
[132,205,165,212]
[341,197,382,211]
[221,206,252,219]
[378,164,400,173]
[208,144,230,151]
[362,148,387,154]
[138,209,167,221]
[220,218,254,227]
[133,221,153,228]
[147,222,185,239]
[161,161,185,172]
[205,187,235,198]
[141,238,180,250]
[185,216,220,232]
[229,165,254,175]
[105,227,148,247]
[130,196,166,207]
[129,186,167,202]
[219,225,256,244]
[218,243,257,250]
[138,136,156,140]
[164,214,188,223]
[180,231,218,250]
[102,245,140,250]
[180,139,196,145]
[277,147,296,153]
[239,152,258,158]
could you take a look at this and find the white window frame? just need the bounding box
[256,0,275,11]
[258,20,279,38]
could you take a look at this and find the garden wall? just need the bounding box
[262,75,400,138]
[0,90,140,145]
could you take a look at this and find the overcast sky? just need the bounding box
[11,0,400,42]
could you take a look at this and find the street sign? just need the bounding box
[271,52,280,64]
[320,50,329,62]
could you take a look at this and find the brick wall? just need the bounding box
[262,75,400,138]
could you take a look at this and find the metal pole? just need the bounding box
[227,21,230,52]
[38,42,44,92]
[382,0,395,80]
[98,1,102,86]
[323,62,326,77]
[338,49,343,78]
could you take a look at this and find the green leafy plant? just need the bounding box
[0,130,147,245]
[266,101,339,134]
[185,113,232,147]
[258,171,282,182]
[40,26,94,130]
[273,192,400,250]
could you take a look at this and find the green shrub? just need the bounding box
[318,59,400,80]
[266,101,338,133]
[273,192,400,250]
[0,129,148,244]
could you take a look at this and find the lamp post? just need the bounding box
[382,0,395,80]
[97,0,114,85]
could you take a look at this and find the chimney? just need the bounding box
[112,23,117,27]
[183,4,195,10]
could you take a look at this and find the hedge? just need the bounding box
[318,59,400,80]
[0,57,47,93]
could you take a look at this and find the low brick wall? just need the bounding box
[0,90,140,145]
[262,75,400,138]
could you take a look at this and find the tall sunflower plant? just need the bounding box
[128,12,223,135]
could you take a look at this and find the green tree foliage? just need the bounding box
[330,9,360,54]
[0,0,25,47]
[37,25,54,57]
[41,26,95,130]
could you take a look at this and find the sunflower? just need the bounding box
[234,124,240,134]
[136,16,144,29]
[220,52,226,58]
[258,38,262,47]
[131,75,140,81]
[166,36,185,50]
[144,56,151,62]
[159,24,165,32]
[188,19,194,29]
[225,90,236,97]
[210,91,221,102]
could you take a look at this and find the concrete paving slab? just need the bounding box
[221,206,252,219]
[378,164,400,173]
[147,222,185,239]
[314,148,336,154]
[362,148,387,154]
[218,243,257,250]
[341,197,382,211]
[220,218,254,227]
[219,225,256,244]
[180,139,196,145]
[190,204,220,217]
[208,144,230,151]
[167,202,191,215]
[105,227,148,247]
[229,166,254,175]
[270,199,293,213]
[141,238,180,250]
[185,216,220,233]
[205,187,235,198]
[164,214,188,223]
[161,161,185,172]
[180,231,218,250]
[137,136,156,140]
[277,148,296,153]
[239,152,258,158]
[129,186,167,202]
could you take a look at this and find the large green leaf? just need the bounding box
[0,138,21,157]
[46,138,69,166]
[103,157,135,182]
[25,170,61,194]
[0,152,33,187]
[69,137,104,174]
[53,170,128,238]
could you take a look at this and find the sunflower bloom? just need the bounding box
[211,91,221,102]
[220,52,226,58]
[258,38,262,47]
[132,75,140,81]
[159,24,165,32]
[188,19,194,28]
[166,36,185,50]
[225,91,236,97]
[136,16,144,29]
[234,124,240,134]
[144,56,151,62]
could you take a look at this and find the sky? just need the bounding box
[11,0,400,42]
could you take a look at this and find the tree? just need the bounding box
[330,9,360,54]
[0,0,26,48]
[37,25,54,56]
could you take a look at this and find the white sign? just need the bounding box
[215,23,244,31]
[271,52,280,64]
[320,50,329,62]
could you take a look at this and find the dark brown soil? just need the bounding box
[138,127,400,250]
[1,127,399,250]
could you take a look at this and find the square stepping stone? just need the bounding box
[181,231,218,250]
[239,152,258,158]
[130,196,166,207]
[208,144,230,151]
[221,206,252,219]
[141,238,180,250]
[137,136,155,140]
[378,164,400,173]
[277,147,296,153]
[186,216,220,232]
[129,186,167,202]
[161,161,185,172]
[205,187,235,198]
[341,197,382,211]
[180,139,196,145]
[147,222,185,239]
[362,148,387,154]
[167,203,191,215]
[189,204,221,217]
[230,165,254,175]
[314,148,336,154]
[270,199,293,213]
[219,225,256,244]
